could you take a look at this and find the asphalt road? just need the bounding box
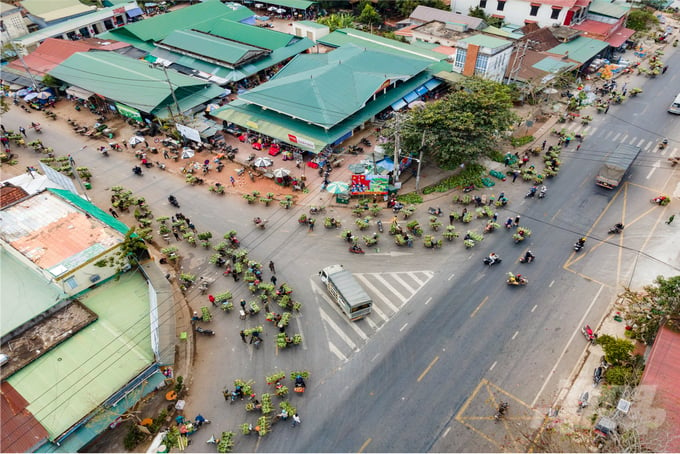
[2,43,678,453]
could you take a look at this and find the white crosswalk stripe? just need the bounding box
[313,270,434,362]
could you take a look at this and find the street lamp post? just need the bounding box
[69,147,91,202]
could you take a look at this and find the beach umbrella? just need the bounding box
[129,136,144,146]
[326,181,349,194]
[348,163,366,174]
[23,93,38,102]
[273,168,290,178]
[181,148,195,159]
[36,92,52,100]
[205,103,220,112]
[253,156,273,167]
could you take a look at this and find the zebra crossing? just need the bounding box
[310,270,434,362]
[570,122,678,156]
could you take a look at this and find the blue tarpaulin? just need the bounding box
[415,85,428,96]
[127,7,143,17]
[424,79,442,91]
[403,91,419,103]
[390,99,407,111]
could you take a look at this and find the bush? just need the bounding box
[510,135,534,147]
[396,193,423,204]
[123,424,146,451]
[604,365,637,386]
[422,163,486,194]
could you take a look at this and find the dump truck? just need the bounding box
[595,143,641,189]
[319,264,372,321]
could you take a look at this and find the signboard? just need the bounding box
[350,174,388,195]
[115,102,142,121]
[176,123,201,143]
[287,134,315,150]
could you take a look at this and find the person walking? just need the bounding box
[308,218,315,231]
[240,330,247,343]
[269,260,275,273]
[541,140,547,151]
[108,208,119,218]
[230,176,236,186]
[270,275,277,286]
[666,214,675,225]
[240,299,247,311]
[172,228,180,241]
[512,170,520,183]
[208,294,216,306]
[292,413,301,427]
[514,215,521,227]
[662,65,668,74]
[493,212,498,222]
[604,103,610,114]
[19,126,26,137]
[576,144,581,151]
[449,213,455,225]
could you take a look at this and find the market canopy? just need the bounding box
[49,51,223,118]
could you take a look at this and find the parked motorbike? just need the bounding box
[519,251,535,263]
[494,402,508,422]
[360,137,371,147]
[593,366,603,385]
[581,324,597,343]
[349,245,365,254]
[309,206,325,215]
[168,195,180,208]
[577,392,589,413]
[574,237,586,252]
[608,223,624,234]
[428,207,443,216]
[483,254,502,266]
[463,184,475,193]
[195,326,215,336]
[377,220,383,233]
[253,217,267,229]
[156,161,166,170]
[132,166,143,176]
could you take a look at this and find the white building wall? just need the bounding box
[1,9,29,41]
[55,248,122,296]
[452,0,571,27]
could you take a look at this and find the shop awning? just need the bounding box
[424,79,442,91]
[390,98,407,111]
[127,7,143,17]
[415,85,428,96]
[66,86,95,100]
[403,91,419,103]
[606,27,635,49]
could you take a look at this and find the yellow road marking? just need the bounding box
[358,438,371,453]
[470,296,489,318]
[417,356,439,382]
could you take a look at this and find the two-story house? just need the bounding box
[452,0,591,28]
[452,34,514,82]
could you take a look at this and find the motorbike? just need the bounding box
[253,217,267,229]
[651,196,670,206]
[581,324,597,343]
[309,206,325,215]
[294,376,306,393]
[494,402,508,422]
[377,220,383,233]
[577,392,589,413]
[195,326,215,336]
[593,366,603,385]
[349,245,365,254]
[574,238,586,252]
[538,186,547,199]
[198,277,210,294]
[525,186,537,198]
[608,223,624,234]
[100,149,109,157]
[463,184,475,193]
[519,251,535,263]
[132,166,143,176]
[360,137,371,147]
[659,139,668,150]
[168,195,180,208]
[156,161,166,170]
[483,255,502,266]
[31,122,42,133]
[428,207,443,216]
[506,273,527,286]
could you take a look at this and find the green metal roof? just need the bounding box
[318,28,446,62]
[296,20,327,29]
[266,0,316,10]
[481,25,518,39]
[459,34,511,49]
[7,271,154,440]
[589,0,630,18]
[198,18,298,50]
[102,0,254,44]
[549,36,610,64]
[236,44,432,129]
[160,29,266,66]
[49,52,223,117]
[96,29,157,53]
[533,57,575,73]
[213,70,435,151]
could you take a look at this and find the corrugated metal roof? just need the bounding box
[639,326,680,452]
[160,29,265,66]
[296,20,327,29]
[588,0,630,18]
[199,18,301,50]
[410,5,485,30]
[110,0,253,43]
[20,0,94,20]
[1,382,49,453]
[548,36,609,63]
[459,34,511,49]
[49,52,222,116]
[533,56,575,73]
[267,0,315,9]
[238,44,432,129]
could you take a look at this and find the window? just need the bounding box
[530,4,539,15]
[497,0,505,11]
[454,49,467,68]
[479,0,487,7]
[551,8,561,19]
[64,276,78,290]
[475,54,489,73]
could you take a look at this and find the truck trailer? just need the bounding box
[595,143,641,189]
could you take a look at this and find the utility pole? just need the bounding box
[415,130,426,192]
[393,112,401,184]
[68,151,91,202]
[152,63,181,122]
[9,41,39,91]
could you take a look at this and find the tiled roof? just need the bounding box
[409,5,485,29]
[0,184,29,208]
[1,382,49,453]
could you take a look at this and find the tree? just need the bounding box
[316,13,355,31]
[468,6,503,27]
[383,77,519,169]
[596,334,635,366]
[620,275,680,345]
[357,3,382,26]
[626,9,658,32]
[95,227,149,274]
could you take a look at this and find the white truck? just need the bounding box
[319,265,372,321]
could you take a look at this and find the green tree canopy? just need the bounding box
[384,77,519,169]
[396,0,448,17]
[357,3,382,26]
[316,12,355,32]
[596,334,635,366]
[626,9,658,32]
[621,275,680,344]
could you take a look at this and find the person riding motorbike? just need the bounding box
[488,252,499,265]
[577,237,586,247]
[253,217,262,225]
[538,185,547,198]
[523,250,535,263]
[132,166,143,175]
[350,244,364,253]
[526,186,537,197]
[294,375,306,388]
[660,138,668,149]
[505,218,513,229]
